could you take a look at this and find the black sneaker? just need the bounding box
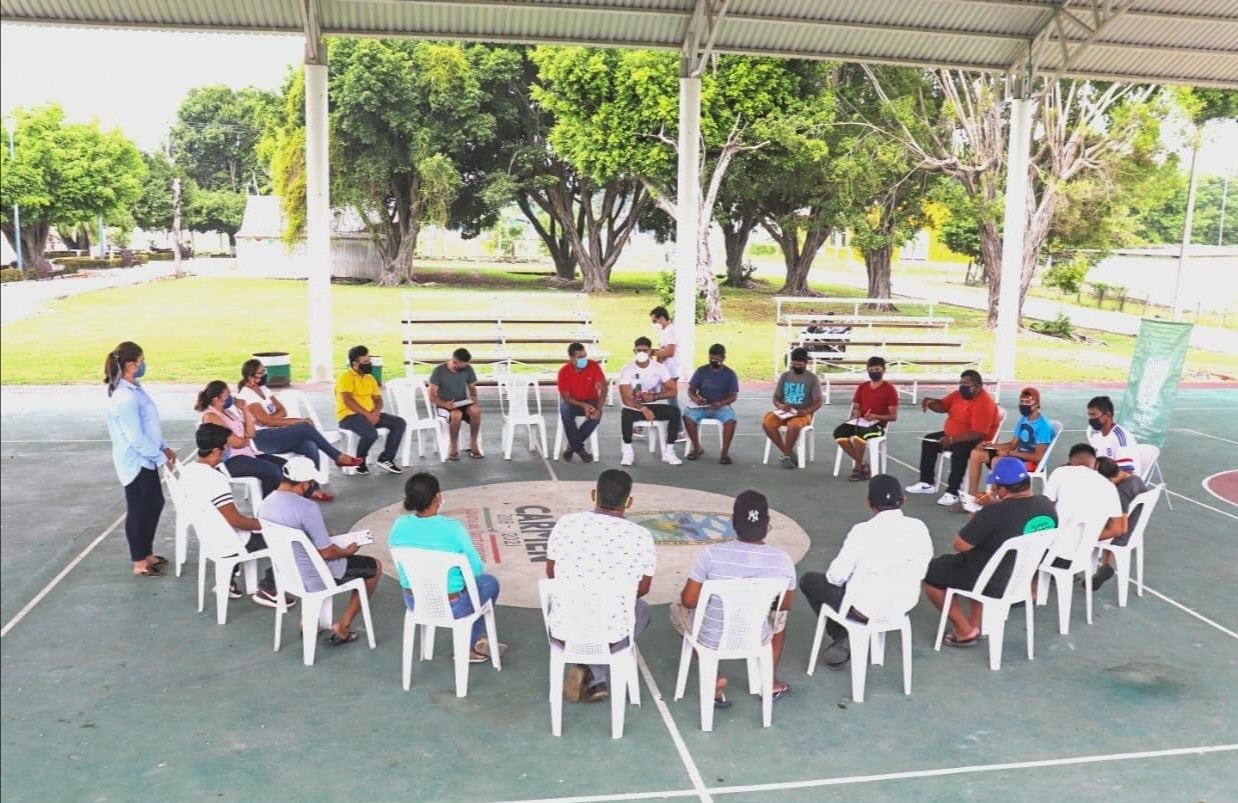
[1092,564,1116,590]
[228,581,243,600]
[375,458,403,474]
[354,462,370,476]
[252,588,297,609]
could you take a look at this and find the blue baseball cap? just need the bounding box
[988,456,1029,487]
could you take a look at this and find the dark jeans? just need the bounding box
[559,402,600,454]
[403,573,500,645]
[225,454,285,499]
[123,467,165,561]
[918,431,982,493]
[798,572,849,642]
[254,422,342,466]
[620,406,681,444]
[339,412,407,462]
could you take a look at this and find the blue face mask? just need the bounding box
[575,357,588,370]
[1018,404,1033,416]
[134,362,146,379]
[222,396,234,410]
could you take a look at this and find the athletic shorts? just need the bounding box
[833,423,884,441]
[683,405,737,425]
[336,555,379,585]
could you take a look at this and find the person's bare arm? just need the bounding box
[952,533,974,553]
[1098,515,1128,541]
[319,540,359,561]
[680,578,702,608]
[545,559,556,579]
[636,574,653,598]
[219,503,260,533]
[618,383,638,408]
[922,397,947,414]
[203,409,250,449]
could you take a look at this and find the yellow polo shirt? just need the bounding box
[335,369,381,422]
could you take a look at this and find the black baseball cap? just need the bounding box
[732,490,770,541]
[868,474,904,509]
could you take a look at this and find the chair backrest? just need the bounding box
[691,578,788,656]
[1043,520,1098,567]
[1136,444,1160,483]
[539,578,636,658]
[259,519,335,596]
[971,529,1057,603]
[162,464,187,510]
[279,389,329,433]
[385,377,436,425]
[192,501,249,560]
[838,551,930,625]
[500,376,542,418]
[390,546,482,623]
[1033,419,1064,471]
[1123,483,1163,549]
[988,405,1008,442]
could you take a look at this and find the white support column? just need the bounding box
[304,58,333,382]
[674,71,701,375]
[1170,137,1201,322]
[994,96,1033,384]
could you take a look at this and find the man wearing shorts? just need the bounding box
[429,347,483,460]
[832,355,899,481]
[260,456,383,646]
[762,347,822,469]
[682,343,740,465]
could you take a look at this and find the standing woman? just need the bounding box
[235,358,361,470]
[105,342,177,577]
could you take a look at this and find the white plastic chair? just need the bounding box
[193,502,268,625]
[933,529,1057,671]
[1137,443,1172,510]
[162,465,195,578]
[499,377,548,460]
[259,519,377,666]
[539,579,641,739]
[935,407,1007,492]
[1094,484,1163,607]
[272,389,337,484]
[1034,521,1099,634]
[832,424,891,477]
[390,547,501,698]
[762,411,817,469]
[553,413,601,461]
[216,461,263,516]
[385,376,448,465]
[673,578,787,731]
[632,419,668,453]
[1026,419,1064,492]
[695,416,727,450]
[805,551,929,702]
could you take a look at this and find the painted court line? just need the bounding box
[635,651,714,803]
[1200,470,1238,509]
[1169,489,1238,522]
[1174,427,1238,446]
[1143,586,1238,640]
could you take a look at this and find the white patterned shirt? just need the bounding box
[546,511,656,642]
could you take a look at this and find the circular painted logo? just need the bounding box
[350,481,811,608]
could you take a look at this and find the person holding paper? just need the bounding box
[429,347,483,461]
[617,337,683,467]
[337,345,407,475]
[905,370,998,507]
[682,343,740,464]
[761,347,823,469]
[832,355,899,481]
[389,472,506,662]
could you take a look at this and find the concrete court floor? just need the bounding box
[1,384,1235,803]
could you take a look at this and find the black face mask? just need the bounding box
[357,363,374,375]
[867,370,883,381]
[709,361,723,370]
[257,375,268,387]
[958,384,976,400]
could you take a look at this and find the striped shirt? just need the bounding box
[688,541,796,649]
[1087,423,1140,475]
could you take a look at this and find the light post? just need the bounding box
[5,116,23,271]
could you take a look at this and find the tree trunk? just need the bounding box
[2,222,49,265]
[722,220,754,287]
[59,225,90,252]
[514,191,577,280]
[766,221,828,296]
[863,244,897,311]
[697,226,722,323]
[978,219,1003,328]
[375,223,419,286]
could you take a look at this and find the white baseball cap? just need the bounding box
[282,456,318,482]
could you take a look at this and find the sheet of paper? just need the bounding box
[330,529,374,549]
[846,417,877,427]
[770,408,795,420]
[453,398,475,408]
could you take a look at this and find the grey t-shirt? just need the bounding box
[260,490,341,592]
[1114,473,1149,544]
[429,362,478,402]
[774,369,821,409]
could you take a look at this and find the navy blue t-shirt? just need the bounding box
[689,364,739,404]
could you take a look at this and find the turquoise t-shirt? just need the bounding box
[1013,415,1055,456]
[388,513,483,594]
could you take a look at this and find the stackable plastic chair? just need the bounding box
[385,376,448,465]
[696,416,727,450]
[390,547,501,698]
[162,464,195,578]
[499,376,548,460]
[631,419,669,453]
[539,579,641,739]
[260,520,376,666]
[935,406,1006,492]
[806,551,929,702]
[933,529,1056,671]
[216,461,263,516]
[1025,419,1064,492]
[1094,484,1163,607]
[1137,444,1172,510]
[762,411,817,469]
[272,389,338,483]
[193,502,268,625]
[1035,521,1099,634]
[673,578,788,731]
[552,413,601,461]
[832,423,892,477]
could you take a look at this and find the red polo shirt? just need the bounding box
[557,360,606,404]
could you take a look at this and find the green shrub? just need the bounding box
[656,270,706,323]
[0,267,25,283]
[748,243,776,258]
[1042,254,1090,295]
[56,254,150,270]
[1030,312,1074,339]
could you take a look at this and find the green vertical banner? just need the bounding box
[1118,319,1193,448]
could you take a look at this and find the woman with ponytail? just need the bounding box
[104,342,177,577]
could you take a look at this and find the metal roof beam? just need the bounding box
[300,0,323,64]
[959,0,1237,22]
[681,0,729,77]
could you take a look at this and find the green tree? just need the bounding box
[0,104,145,265]
[187,188,247,248]
[133,150,185,233]
[171,85,279,194]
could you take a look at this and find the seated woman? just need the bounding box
[195,381,333,502]
[235,359,362,474]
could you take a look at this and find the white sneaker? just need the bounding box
[620,444,635,466]
[662,445,683,466]
[962,494,983,513]
[905,482,936,494]
[937,492,959,506]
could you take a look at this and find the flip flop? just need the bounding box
[772,683,791,702]
[466,449,484,459]
[719,455,732,465]
[146,555,168,568]
[446,453,460,461]
[133,565,163,578]
[686,448,703,461]
[943,632,980,648]
[713,691,733,709]
[325,631,359,646]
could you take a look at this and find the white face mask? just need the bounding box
[634,351,651,365]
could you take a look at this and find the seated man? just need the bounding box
[961,386,1054,512]
[336,344,406,474]
[546,469,655,703]
[761,347,823,469]
[670,490,795,706]
[922,457,1058,646]
[905,369,999,507]
[617,337,683,467]
[181,423,288,607]
[1042,443,1127,559]
[1086,395,1140,475]
[832,355,899,481]
[429,347,483,461]
[261,456,383,645]
[682,343,740,465]
[556,341,606,463]
[799,475,932,670]
[1093,456,1150,588]
[388,472,506,661]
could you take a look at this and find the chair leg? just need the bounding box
[986,613,1007,671]
[537,423,548,458]
[452,622,472,698]
[503,423,514,460]
[900,621,913,695]
[674,637,693,700]
[197,552,208,614]
[762,438,773,465]
[402,612,416,691]
[609,655,628,739]
[806,608,828,676]
[1025,597,1036,661]
[849,629,870,703]
[832,444,844,477]
[301,604,319,666]
[553,421,563,460]
[933,590,955,651]
[214,561,231,625]
[760,648,774,727]
[870,631,886,666]
[483,608,502,670]
[175,519,188,578]
[273,601,284,653]
[1055,574,1073,635]
[627,649,642,706]
[1083,570,1094,625]
[358,590,376,649]
[698,654,718,732]
[746,657,761,696]
[421,625,436,661]
[549,655,564,737]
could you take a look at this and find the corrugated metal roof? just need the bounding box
[2,0,1235,87]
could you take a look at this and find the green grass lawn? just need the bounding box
[2,266,1235,385]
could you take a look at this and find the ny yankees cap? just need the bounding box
[733,489,770,542]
